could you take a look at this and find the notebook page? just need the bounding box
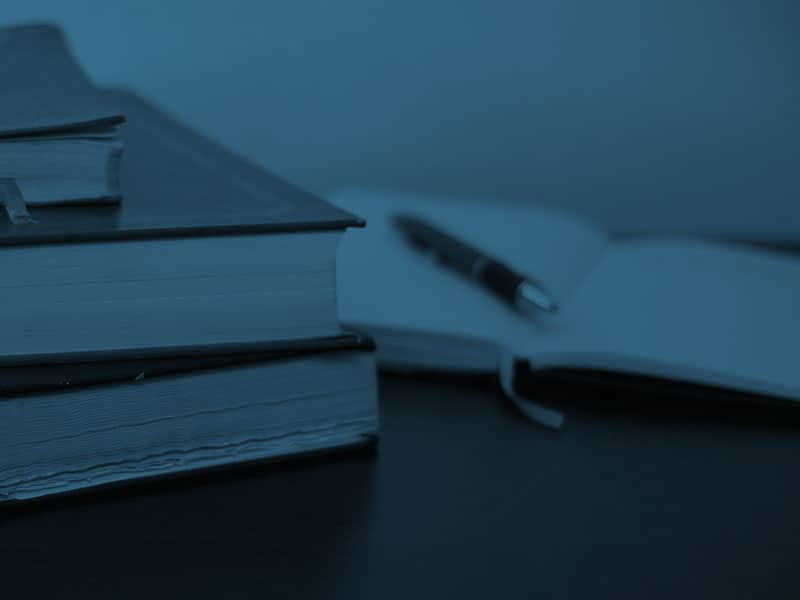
[525,237,800,400]
[333,189,609,371]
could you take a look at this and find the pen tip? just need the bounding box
[517,281,559,314]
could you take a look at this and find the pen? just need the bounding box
[392,213,559,314]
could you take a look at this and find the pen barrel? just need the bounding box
[474,259,523,305]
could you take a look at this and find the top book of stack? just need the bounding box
[0,24,124,207]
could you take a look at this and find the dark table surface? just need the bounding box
[3,373,799,599]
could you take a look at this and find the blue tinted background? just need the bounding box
[6,0,798,239]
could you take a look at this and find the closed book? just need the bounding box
[0,24,124,207]
[0,89,363,359]
[0,336,378,503]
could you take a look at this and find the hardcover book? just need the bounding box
[0,89,364,358]
[0,336,378,503]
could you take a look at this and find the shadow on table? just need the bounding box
[0,443,379,596]
[512,363,800,430]
[381,367,800,430]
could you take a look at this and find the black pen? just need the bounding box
[392,213,558,314]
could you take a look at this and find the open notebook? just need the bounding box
[333,189,800,426]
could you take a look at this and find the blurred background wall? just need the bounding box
[4,0,798,239]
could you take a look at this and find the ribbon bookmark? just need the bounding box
[0,178,37,224]
[499,353,565,430]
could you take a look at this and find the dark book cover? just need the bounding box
[0,87,363,245]
[0,333,376,397]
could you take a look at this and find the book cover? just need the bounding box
[0,88,363,245]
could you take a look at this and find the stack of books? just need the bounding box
[0,25,378,503]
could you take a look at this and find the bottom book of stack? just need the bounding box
[0,335,378,503]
